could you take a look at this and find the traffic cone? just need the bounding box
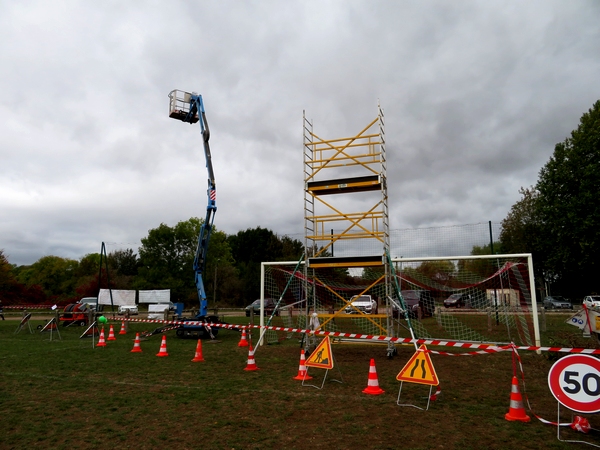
[362,358,385,395]
[191,339,205,362]
[107,324,117,341]
[504,376,531,422]
[238,328,249,347]
[156,335,169,357]
[96,327,106,347]
[131,333,142,353]
[293,349,313,380]
[244,346,259,371]
[119,321,127,335]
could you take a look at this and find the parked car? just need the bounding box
[583,295,600,308]
[344,295,378,314]
[393,290,435,319]
[542,296,573,310]
[157,301,176,311]
[77,297,101,312]
[245,298,279,317]
[117,305,139,315]
[443,293,471,308]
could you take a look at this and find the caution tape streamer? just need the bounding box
[114,317,600,355]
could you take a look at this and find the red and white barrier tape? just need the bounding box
[5,305,54,309]
[114,317,600,355]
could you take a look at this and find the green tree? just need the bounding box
[227,227,304,305]
[414,260,456,286]
[500,100,600,297]
[16,255,79,301]
[0,250,47,304]
[0,250,21,302]
[499,187,541,254]
[535,100,600,296]
[108,249,139,276]
[136,218,235,308]
[78,253,101,277]
[457,241,504,279]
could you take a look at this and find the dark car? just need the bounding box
[245,298,279,317]
[393,290,435,319]
[444,293,471,308]
[542,296,573,310]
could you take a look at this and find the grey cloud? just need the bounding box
[1,1,599,265]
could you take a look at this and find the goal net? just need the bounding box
[261,254,539,347]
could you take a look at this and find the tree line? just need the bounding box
[1,100,599,305]
[0,224,303,309]
[498,100,600,299]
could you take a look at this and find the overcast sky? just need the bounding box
[1,1,599,266]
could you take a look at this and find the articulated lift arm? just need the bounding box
[169,90,216,318]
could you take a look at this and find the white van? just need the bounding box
[117,305,139,315]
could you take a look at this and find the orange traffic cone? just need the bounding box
[504,376,531,422]
[244,346,259,371]
[107,324,117,341]
[362,358,385,395]
[191,339,205,362]
[293,349,313,380]
[96,327,106,347]
[238,328,249,347]
[119,321,127,335]
[131,333,142,353]
[156,335,169,357]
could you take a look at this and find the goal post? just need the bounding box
[390,253,540,348]
[260,253,540,348]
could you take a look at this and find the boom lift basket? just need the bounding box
[168,89,199,123]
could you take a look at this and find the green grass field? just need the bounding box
[0,312,598,449]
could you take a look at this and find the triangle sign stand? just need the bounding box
[396,344,439,410]
[14,312,34,335]
[39,317,62,341]
[80,321,100,347]
[303,336,343,389]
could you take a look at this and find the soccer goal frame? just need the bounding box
[259,253,540,348]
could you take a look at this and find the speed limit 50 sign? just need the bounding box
[548,354,600,413]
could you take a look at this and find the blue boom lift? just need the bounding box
[168,90,221,338]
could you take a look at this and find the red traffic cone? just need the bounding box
[238,328,249,347]
[119,321,127,335]
[293,349,313,380]
[131,333,142,353]
[244,346,259,371]
[504,376,531,422]
[107,324,117,341]
[156,335,169,357]
[191,339,205,362]
[96,327,106,347]
[362,358,385,395]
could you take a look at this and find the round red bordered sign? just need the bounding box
[548,354,600,413]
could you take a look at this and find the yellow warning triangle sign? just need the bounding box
[396,345,439,386]
[305,336,334,369]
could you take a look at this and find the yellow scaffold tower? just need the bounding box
[303,104,395,355]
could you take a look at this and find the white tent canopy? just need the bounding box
[139,289,171,304]
[98,289,136,306]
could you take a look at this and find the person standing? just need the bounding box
[0,300,4,320]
